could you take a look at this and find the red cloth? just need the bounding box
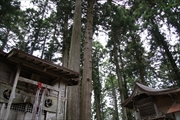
[38,82,42,89]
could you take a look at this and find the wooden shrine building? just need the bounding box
[122,82,180,120]
[0,49,79,120]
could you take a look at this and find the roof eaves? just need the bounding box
[121,83,140,109]
[122,82,180,109]
[6,49,79,84]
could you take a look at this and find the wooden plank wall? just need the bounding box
[155,95,173,115]
[0,62,13,84]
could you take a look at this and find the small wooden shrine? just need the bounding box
[0,49,79,120]
[121,82,180,120]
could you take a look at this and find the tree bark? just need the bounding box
[40,30,48,59]
[111,24,127,119]
[67,0,81,120]
[93,63,101,120]
[110,75,119,120]
[118,45,133,120]
[62,12,69,67]
[113,44,128,120]
[80,0,94,120]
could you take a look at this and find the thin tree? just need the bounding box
[110,74,120,120]
[92,41,105,120]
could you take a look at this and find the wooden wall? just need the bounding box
[0,103,44,120]
[0,58,68,120]
[0,62,13,84]
[134,95,175,119]
[155,95,173,116]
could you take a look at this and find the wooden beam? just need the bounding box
[4,64,21,120]
[6,50,15,59]
[8,56,78,79]
[18,76,59,92]
[50,77,60,85]
[9,57,57,76]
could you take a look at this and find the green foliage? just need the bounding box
[1,0,180,119]
[0,0,21,50]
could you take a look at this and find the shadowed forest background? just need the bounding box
[0,0,180,120]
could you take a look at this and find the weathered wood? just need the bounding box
[51,78,66,119]
[64,85,68,120]
[56,79,62,119]
[155,95,172,114]
[45,112,49,120]
[137,101,153,107]
[4,64,21,120]
[0,103,5,118]
[50,77,60,85]
[154,101,158,116]
[56,91,61,119]
[18,76,59,92]
[139,106,156,117]
[135,97,152,105]
[8,56,78,79]
[0,62,13,83]
[19,76,65,120]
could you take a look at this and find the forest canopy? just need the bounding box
[0,0,180,119]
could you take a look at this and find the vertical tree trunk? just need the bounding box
[80,0,94,120]
[67,0,81,119]
[111,23,127,119]
[113,41,127,119]
[40,30,48,59]
[62,13,69,67]
[94,93,101,120]
[118,46,133,120]
[110,75,119,120]
[93,63,101,120]
[62,7,69,120]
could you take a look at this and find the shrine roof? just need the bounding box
[1,49,79,86]
[121,82,180,109]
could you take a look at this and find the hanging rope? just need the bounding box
[37,88,47,120]
[31,82,42,120]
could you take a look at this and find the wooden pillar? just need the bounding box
[64,85,68,120]
[56,78,61,119]
[56,79,65,119]
[133,101,141,120]
[4,64,21,120]
[0,103,5,118]
[45,112,49,120]
[154,102,159,116]
[56,90,61,119]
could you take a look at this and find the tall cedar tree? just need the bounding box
[80,0,94,120]
[67,0,81,119]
